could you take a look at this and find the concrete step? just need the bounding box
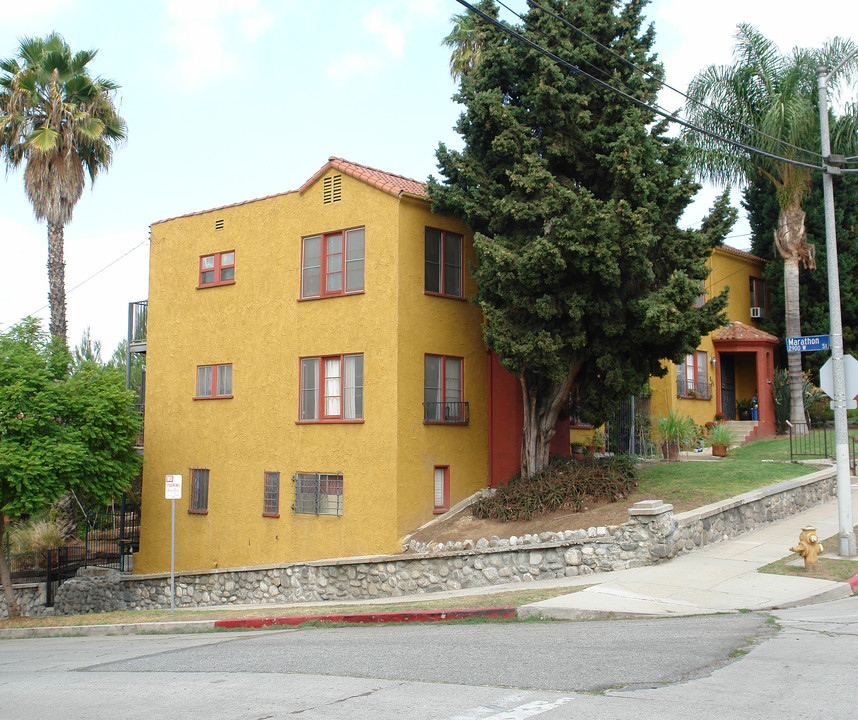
[724,420,758,445]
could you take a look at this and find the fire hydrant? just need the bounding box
[790,526,823,572]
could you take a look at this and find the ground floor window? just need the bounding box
[263,471,280,516]
[433,466,450,513]
[293,472,343,516]
[190,468,209,513]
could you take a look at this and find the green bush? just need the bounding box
[8,517,64,554]
[471,455,638,522]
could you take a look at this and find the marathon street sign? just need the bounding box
[786,335,830,353]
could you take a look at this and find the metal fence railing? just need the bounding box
[789,421,858,474]
[605,394,657,458]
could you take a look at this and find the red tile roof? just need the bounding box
[715,321,778,342]
[299,156,428,198]
[717,244,768,263]
[152,157,429,225]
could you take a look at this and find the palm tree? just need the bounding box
[0,33,126,342]
[683,25,858,430]
[442,10,483,81]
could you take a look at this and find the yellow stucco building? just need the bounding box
[134,158,490,573]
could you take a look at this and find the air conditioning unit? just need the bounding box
[750,306,762,319]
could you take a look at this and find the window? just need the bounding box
[299,354,363,421]
[678,351,710,398]
[195,364,232,399]
[293,473,343,515]
[569,384,592,428]
[433,466,450,513]
[425,228,463,298]
[694,280,705,309]
[189,468,209,513]
[424,355,468,423]
[750,277,766,319]
[301,228,364,298]
[199,251,234,288]
[263,471,280,517]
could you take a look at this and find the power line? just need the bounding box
[454,0,825,174]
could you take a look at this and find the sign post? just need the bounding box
[165,474,182,614]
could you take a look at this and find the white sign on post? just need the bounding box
[165,474,182,499]
[819,355,858,410]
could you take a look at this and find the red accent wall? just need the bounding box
[487,352,570,487]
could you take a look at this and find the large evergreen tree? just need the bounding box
[430,0,730,478]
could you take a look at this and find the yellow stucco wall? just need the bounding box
[135,171,486,574]
[649,246,767,428]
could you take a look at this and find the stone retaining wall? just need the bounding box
[1,466,838,617]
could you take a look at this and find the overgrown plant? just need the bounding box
[471,455,638,522]
[655,411,698,450]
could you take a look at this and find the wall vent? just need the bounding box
[323,175,342,204]
[215,219,224,230]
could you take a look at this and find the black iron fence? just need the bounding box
[789,421,857,473]
[4,497,140,606]
[676,378,713,400]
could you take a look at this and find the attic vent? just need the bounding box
[215,219,224,230]
[323,175,342,204]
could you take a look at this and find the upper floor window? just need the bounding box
[425,228,462,298]
[424,354,468,423]
[302,228,364,298]
[750,277,766,319]
[199,251,235,288]
[300,354,363,422]
[196,363,233,399]
[678,352,710,399]
[694,280,705,309]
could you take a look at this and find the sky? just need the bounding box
[1,0,856,355]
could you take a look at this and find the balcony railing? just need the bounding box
[128,300,148,352]
[676,378,713,399]
[423,401,469,424]
[132,403,144,448]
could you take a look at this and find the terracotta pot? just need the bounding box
[711,444,728,457]
[661,441,680,462]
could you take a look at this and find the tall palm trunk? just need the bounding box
[519,362,580,479]
[775,203,813,433]
[46,220,66,341]
[0,517,22,619]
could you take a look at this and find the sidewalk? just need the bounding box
[518,482,858,620]
[3,484,857,639]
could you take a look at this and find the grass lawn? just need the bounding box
[759,525,858,584]
[637,435,821,510]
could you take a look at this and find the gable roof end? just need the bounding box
[299,156,428,198]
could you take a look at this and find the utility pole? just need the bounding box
[817,57,857,557]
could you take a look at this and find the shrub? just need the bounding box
[8,517,64,555]
[705,423,735,447]
[471,455,638,522]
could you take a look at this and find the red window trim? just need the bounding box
[194,363,233,400]
[197,250,235,289]
[433,465,450,514]
[424,354,467,424]
[750,276,767,315]
[678,351,709,399]
[300,227,365,300]
[425,227,464,299]
[297,353,364,423]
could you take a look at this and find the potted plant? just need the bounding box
[656,411,695,462]
[586,429,606,452]
[706,422,734,457]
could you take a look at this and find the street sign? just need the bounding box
[165,474,182,499]
[820,355,858,410]
[786,335,830,353]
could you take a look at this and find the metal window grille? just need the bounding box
[263,471,280,515]
[190,468,209,512]
[676,377,713,399]
[293,473,343,516]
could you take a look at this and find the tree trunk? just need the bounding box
[775,203,811,435]
[47,220,67,342]
[0,516,22,619]
[519,362,580,479]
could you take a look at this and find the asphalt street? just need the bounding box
[1,597,855,719]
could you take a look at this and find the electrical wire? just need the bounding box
[454,0,824,173]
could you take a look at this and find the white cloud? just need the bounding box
[362,8,406,57]
[327,53,383,83]
[163,0,274,88]
[0,0,73,22]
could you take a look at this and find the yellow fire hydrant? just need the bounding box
[790,526,823,572]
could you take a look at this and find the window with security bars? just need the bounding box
[293,473,343,516]
[189,468,209,513]
[263,471,279,516]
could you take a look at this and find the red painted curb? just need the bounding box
[214,607,516,629]
[847,574,858,593]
